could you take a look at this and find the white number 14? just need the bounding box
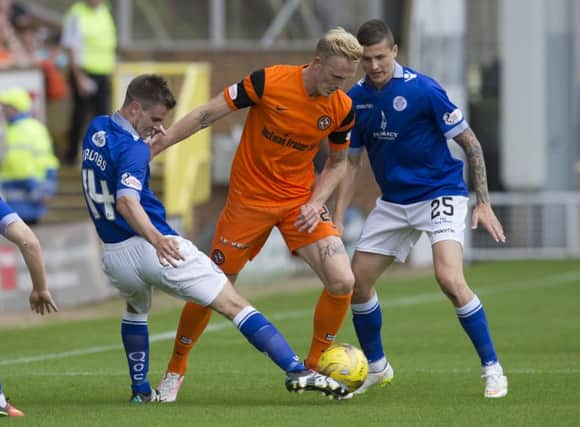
[82,168,115,221]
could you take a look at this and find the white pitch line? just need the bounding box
[1,269,578,367]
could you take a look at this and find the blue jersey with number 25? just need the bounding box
[81,112,177,243]
[348,62,468,205]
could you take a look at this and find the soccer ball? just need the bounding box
[317,343,368,392]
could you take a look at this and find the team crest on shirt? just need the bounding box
[393,96,407,112]
[121,172,142,190]
[443,108,463,125]
[211,249,225,265]
[91,130,107,147]
[317,115,331,130]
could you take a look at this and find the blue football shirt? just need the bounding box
[81,112,177,243]
[0,197,19,235]
[348,62,469,204]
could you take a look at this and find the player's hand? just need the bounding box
[295,203,322,233]
[471,202,506,243]
[29,289,58,315]
[155,236,186,267]
[144,125,167,145]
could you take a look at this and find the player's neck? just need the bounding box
[301,64,319,97]
[370,62,395,90]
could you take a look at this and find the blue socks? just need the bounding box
[351,293,385,364]
[233,306,304,372]
[121,312,151,394]
[456,295,498,366]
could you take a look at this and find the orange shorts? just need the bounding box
[209,197,340,275]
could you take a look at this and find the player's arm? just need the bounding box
[150,93,233,158]
[334,149,363,234]
[4,219,58,315]
[453,128,506,243]
[116,195,184,267]
[295,145,348,233]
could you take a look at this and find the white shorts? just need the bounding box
[102,235,227,314]
[356,196,468,263]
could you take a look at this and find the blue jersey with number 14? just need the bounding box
[81,113,177,243]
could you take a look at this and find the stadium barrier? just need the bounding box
[0,222,116,313]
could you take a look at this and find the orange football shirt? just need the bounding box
[223,64,354,207]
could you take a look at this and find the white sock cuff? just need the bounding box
[232,305,258,328]
[351,292,380,315]
[456,295,482,318]
[122,312,148,323]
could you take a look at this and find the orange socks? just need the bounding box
[304,288,353,369]
[167,301,212,375]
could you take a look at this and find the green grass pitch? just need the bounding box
[1,259,579,426]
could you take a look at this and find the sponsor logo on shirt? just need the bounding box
[403,71,417,82]
[355,103,374,110]
[91,130,107,147]
[443,108,463,126]
[228,83,238,100]
[372,110,398,141]
[261,126,316,151]
[393,96,408,112]
[120,172,142,191]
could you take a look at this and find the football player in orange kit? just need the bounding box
[150,27,362,402]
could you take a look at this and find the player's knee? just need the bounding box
[326,271,354,295]
[436,271,468,304]
[352,283,374,303]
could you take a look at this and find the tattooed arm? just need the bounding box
[334,150,363,234]
[295,146,348,233]
[150,93,233,159]
[454,128,506,242]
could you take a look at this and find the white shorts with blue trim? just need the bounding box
[102,235,227,313]
[356,196,468,263]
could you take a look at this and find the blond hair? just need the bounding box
[315,27,363,61]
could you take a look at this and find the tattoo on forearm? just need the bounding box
[199,111,211,130]
[454,128,490,203]
[320,241,347,262]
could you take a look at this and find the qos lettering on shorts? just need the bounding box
[128,351,146,381]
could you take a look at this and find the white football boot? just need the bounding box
[482,363,508,398]
[354,361,394,395]
[157,372,184,403]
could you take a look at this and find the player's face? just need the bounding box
[315,55,358,96]
[134,103,169,139]
[361,39,398,88]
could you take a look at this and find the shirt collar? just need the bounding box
[112,111,140,141]
[392,61,404,78]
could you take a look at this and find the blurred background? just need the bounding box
[0,0,579,312]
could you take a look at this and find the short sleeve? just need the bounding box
[0,199,19,236]
[426,79,468,139]
[328,99,354,151]
[223,69,265,110]
[115,143,150,200]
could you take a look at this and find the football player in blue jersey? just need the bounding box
[0,197,58,417]
[334,19,508,398]
[80,74,351,403]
